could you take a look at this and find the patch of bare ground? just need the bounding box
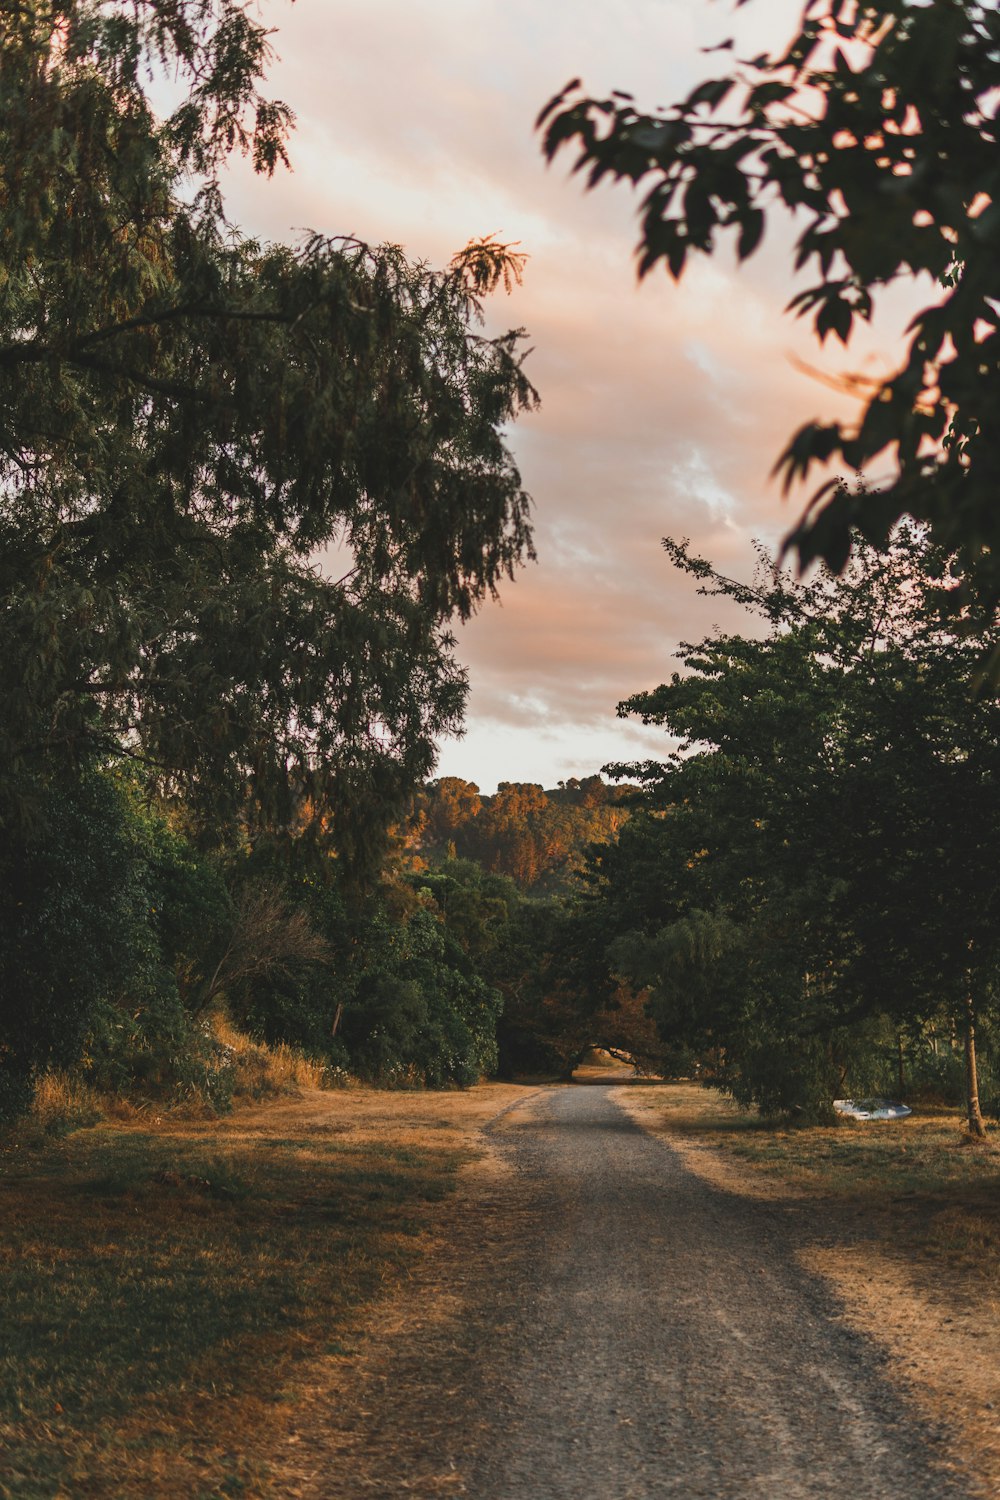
[615,1081,1000,1498]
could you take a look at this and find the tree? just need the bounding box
[0,1,537,862]
[487,875,681,1080]
[540,1,1000,598]
[334,901,503,1088]
[184,880,332,1017]
[407,777,635,890]
[1,768,244,1119]
[593,528,1000,1125]
[409,778,485,858]
[0,0,539,1120]
[0,771,144,1120]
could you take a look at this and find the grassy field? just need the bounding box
[618,1081,1000,1270]
[0,1082,522,1500]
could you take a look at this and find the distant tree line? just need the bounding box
[406,775,632,889]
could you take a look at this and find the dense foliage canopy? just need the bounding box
[406,775,633,890]
[0,0,540,1117]
[1,0,537,857]
[582,528,1000,1121]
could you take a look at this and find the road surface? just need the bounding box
[295,1084,964,1498]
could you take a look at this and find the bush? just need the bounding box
[343,908,502,1087]
[0,770,154,1124]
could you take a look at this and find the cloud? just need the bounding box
[222,0,919,790]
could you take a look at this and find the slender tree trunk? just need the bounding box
[560,1046,587,1081]
[897,1033,906,1099]
[964,993,987,1139]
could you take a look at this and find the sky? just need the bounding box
[222,0,918,792]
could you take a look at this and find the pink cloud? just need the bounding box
[220,0,924,790]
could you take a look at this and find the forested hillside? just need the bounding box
[404,775,633,889]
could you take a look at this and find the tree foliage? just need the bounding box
[0,768,250,1119]
[0,0,542,1117]
[228,859,510,1089]
[405,775,633,890]
[0,771,142,1120]
[585,527,1000,1120]
[400,778,669,1074]
[540,1,1000,596]
[0,0,537,860]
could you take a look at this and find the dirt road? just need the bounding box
[292,1083,965,1498]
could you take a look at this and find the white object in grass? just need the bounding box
[833,1098,913,1121]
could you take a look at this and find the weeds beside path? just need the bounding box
[0,1081,527,1499]
[616,1082,1000,1499]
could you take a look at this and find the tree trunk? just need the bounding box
[965,993,987,1139]
[897,1033,906,1099]
[560,1046,587,1081]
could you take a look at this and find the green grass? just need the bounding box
[0,1115,469,1499]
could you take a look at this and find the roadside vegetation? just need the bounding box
[561,525,1000,1133]
[0,1079,523,1500]
[536,0,1000,1135]
[622,1083,1000,1257]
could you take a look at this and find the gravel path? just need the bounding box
[292,1083,965,1498]
[466,1084,962,1498]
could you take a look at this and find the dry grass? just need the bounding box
[0,1080,526,1499]
[616,1080,1000,1497]
[25,1074,107,1136]
[23,1022,337,1146]
[618,1082,1000,1214]
[211,1015,334,1099]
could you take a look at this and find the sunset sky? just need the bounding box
[224,0,919,791]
